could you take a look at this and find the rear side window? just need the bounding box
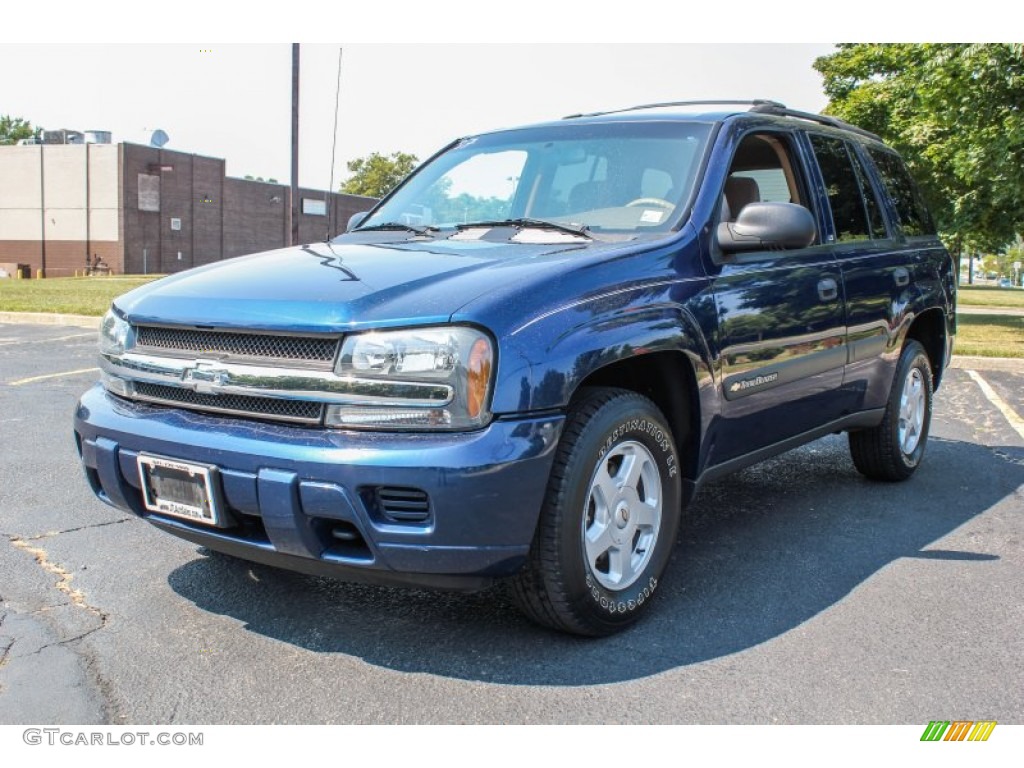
[849,148,887,239]
[809,134,870,242]
[867,148,937,237]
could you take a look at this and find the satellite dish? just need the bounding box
[150,129,169,148]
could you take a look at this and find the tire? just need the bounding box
[849,340,933,482]
[510,388,682,636]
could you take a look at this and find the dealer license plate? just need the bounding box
[137,454,221,526]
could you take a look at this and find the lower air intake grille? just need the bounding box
[132,382,324,425]
[375,487,431,523]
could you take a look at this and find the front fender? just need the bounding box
[495,278,717,414]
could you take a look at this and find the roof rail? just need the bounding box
[562,99,786,120]
[561,99,882,141]
[748,103,882,141]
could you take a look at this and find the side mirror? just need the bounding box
[717,202,816,253]
[347,211,370,232]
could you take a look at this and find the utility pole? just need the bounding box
[290,43,300,246]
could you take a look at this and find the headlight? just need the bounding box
[99,308,130,356]
[325,326,494,430]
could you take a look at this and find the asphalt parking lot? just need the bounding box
[1,322,1022,724]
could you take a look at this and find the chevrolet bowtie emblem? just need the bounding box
[729,372,779,394]
[183,361,229,394]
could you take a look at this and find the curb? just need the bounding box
[949,355,1024,372]
[957,307,1024,316]
[0,311,99,329]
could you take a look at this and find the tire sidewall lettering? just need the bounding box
[583,410,677,618]
[596,418,678,477]
[586,570,660,616]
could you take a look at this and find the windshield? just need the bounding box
[358,121,712,236]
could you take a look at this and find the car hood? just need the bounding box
[114,237,616,333]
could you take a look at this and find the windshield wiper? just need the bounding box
[354,222,439,236]
[456,217,592,239]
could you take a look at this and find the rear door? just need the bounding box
[805,134,936,413]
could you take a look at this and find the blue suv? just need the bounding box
[74,100,956,635]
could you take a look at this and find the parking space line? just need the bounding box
[0,332,96,347]
[966,369,1024,441]
[8,367,99,386]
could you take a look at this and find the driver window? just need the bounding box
[721,133,812,242]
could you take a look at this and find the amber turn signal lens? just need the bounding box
[467,338,492,419]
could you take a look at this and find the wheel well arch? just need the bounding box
[904,308,948,390]
[571,351,701,482]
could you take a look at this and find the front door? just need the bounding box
[708,131,848,463]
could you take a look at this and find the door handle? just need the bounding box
[817,278,839,302]
[894,267,910,287]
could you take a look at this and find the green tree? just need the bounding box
[340,151,418,198]
[0,115,39,145]
[998,235,1024,281]
[814,44,1024,252]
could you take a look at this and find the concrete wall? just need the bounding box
[121,143,228,275]
[0,143,377,277]
[122,144,376,273]
[223,177,287,259]
[0,147,43,268]
[0,145,119,276]
[222,180,376,259]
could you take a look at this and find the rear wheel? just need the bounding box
[510,388,682,636]
[849,340,933,481]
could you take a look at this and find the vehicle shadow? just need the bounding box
[167,434,1023,686]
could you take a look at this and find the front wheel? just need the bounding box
[510,388,682,636]
[849,339,933,481]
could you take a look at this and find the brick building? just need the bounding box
[0,143,376,277]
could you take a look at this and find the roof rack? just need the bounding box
[562,99,882,141]
[748,103,882,141]
[562,99,785,120]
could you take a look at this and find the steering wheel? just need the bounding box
[625,197,675,210]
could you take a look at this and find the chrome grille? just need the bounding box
[135,326,338,368]
[132,382,324,425]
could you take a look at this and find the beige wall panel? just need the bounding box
[0,208,42,240]
[0,147,43,207]
[42,146,87,209]
[43,208,87,240]
[89,208,119,241]
[88,144,119,208]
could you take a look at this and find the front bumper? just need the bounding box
[74,385,563,590]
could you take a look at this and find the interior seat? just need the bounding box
[723,176,761,222]
[568,181,611,212]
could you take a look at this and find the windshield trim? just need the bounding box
[668,119,722,234]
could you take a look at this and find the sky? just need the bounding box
[0,43,836,192]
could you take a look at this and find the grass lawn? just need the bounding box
[955,315,1024,358]
[958,285,1024,309]
[0,276,162,316]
